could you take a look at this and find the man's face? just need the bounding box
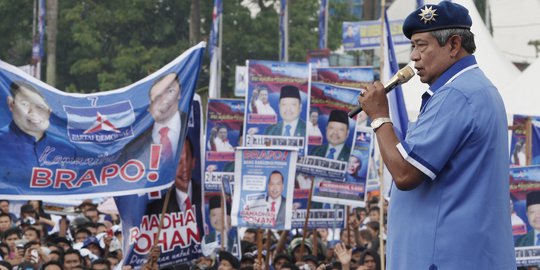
[175,142,196,193]
[527,204,540,230]
[309,112,318,125]
[8,87,51,140]
[326,121,348,146]
[0,216,10,232]
[259,90,269,104]
[84,209,99,223]
[279,97,301,123]
[149,74,181,123]
[410,32,454,85]
[368,210,380,223]
[242,232,255,243]
[274,258,288,270]
[210,207,224,231]
[88,244,101,256]
[268,173,284,200]
[63,253,81,270]
[24,229,38,242]
[316,228,328,240]
[218,128,228,141]
[363,254,376,270]
[347,156,361,174]
[0,201,9,213]
[4,233,20,248]
[75,232,89,243]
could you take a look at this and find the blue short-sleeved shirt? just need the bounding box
[387,56,516,269]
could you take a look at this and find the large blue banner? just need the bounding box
[115,94,204,269]
[0,43,205,199]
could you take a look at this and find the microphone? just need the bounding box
[348,65,415,118]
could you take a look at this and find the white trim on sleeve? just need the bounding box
[396,143,436,180]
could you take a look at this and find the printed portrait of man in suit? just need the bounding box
[264,85,305,137]
[309,109,351,161]
[266,170,286,227]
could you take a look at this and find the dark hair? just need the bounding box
[2,227,21,241]
[23,240,40,254]
[0,212,12,222]
[91,258,111,270]
[430,28,476,54]
[359,250,381,270]
[9,81,44,99]
[40,260,63,270]
[269,171,284,184]
[62,249,83,264]
[0,260,13,270]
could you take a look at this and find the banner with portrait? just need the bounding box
[115,95,204,269]
[0,43,205,199]
[243,60,310,156]
[342,20,408,51]
[231,147,297,230]
[509,165,540,266]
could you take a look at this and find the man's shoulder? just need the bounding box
[310,144,328,156]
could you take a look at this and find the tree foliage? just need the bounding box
[1,0,360,95]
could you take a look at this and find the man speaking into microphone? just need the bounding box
[358,2,515,269]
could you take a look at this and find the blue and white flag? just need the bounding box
[0,42,205,199]
[318,0,327,49]
[208,0,222,98]
[382,12,409,198]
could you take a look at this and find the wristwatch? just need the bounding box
[370,117,393,132]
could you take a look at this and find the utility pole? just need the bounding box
[46,0,58,86]
[189,0,201,46]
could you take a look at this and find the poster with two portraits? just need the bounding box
[202,98,244,256]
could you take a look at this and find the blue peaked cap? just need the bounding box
[403,1,472,39]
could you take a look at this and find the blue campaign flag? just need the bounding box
[384,12,409,140]
[318,0,327,49]
[208,0,222,62]
[0,42,205,199]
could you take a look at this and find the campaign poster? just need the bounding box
[231,147,297,230]
[205,98,244,172]
[115,95,204,269]
[243,60,310,156]
[510,115,540,167]
[510,165,540,266]
[307,49,330,78]
[290,172,345,229]
[0,43,205,199]
[342,20,408,50]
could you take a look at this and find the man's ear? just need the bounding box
[448,35,463,58]
[7,96,14,112]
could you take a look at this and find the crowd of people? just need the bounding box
[0,197,387,270]
[0,199,122,270]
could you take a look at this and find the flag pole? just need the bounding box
[379,1,387,269]
[217,2,223,98]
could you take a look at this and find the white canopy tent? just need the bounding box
[386,0,521,119]
[500,58,540,116]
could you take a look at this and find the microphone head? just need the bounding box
[397,66,415,84]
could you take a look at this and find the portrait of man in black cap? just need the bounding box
[203,195,237,252]
[309,109,351,161]
[264,85,306,137]
[516,191,540,247]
